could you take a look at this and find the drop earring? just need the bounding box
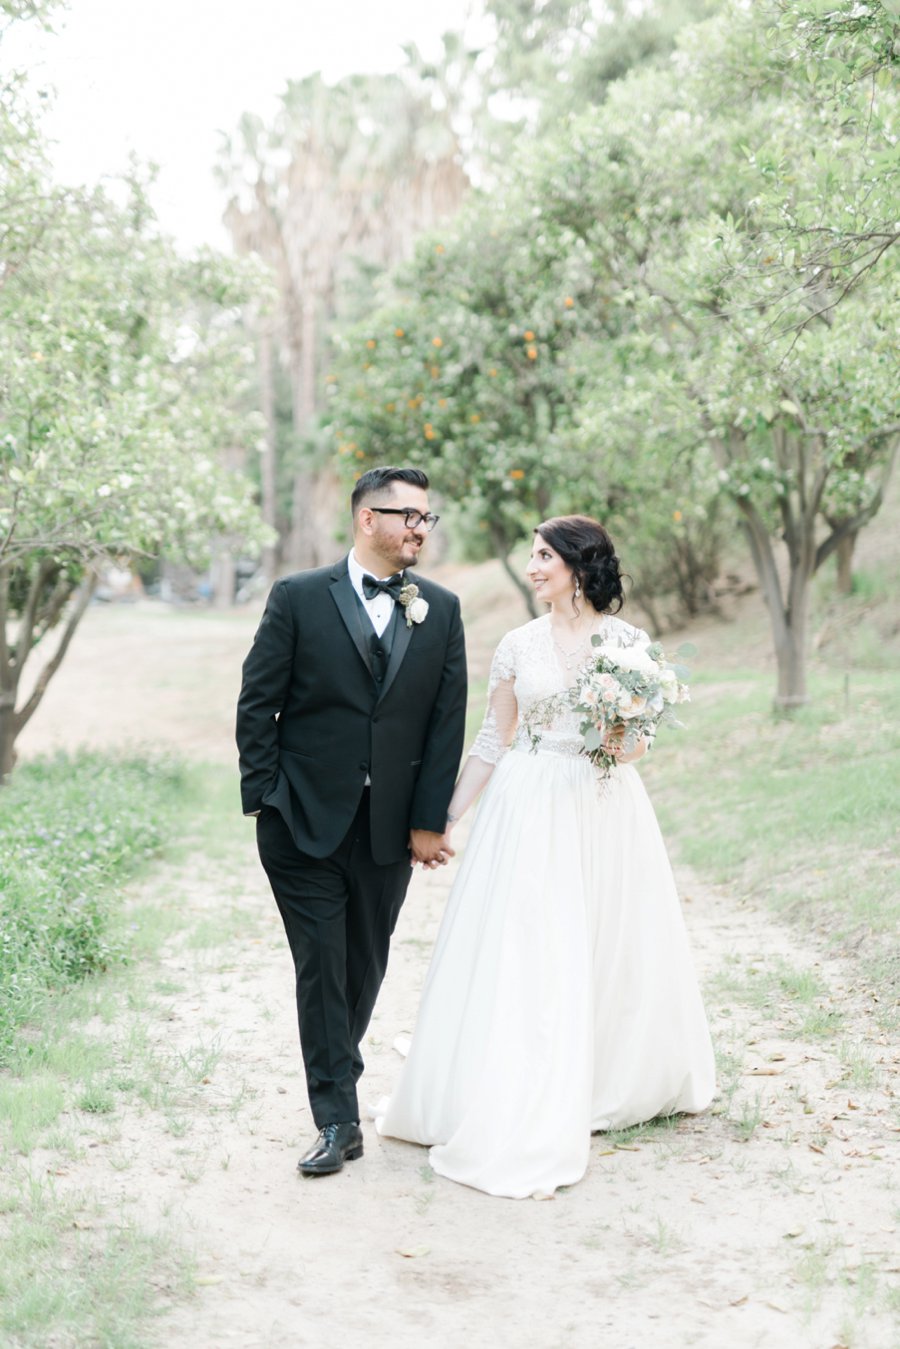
[574,582,582,599]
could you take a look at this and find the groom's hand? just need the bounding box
[409,829,455,869]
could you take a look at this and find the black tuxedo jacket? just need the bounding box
[236,556,467,865]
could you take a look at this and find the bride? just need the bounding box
[376,515,715,1198]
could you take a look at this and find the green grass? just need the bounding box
[595,1114,685,1149]
[0,1077,68,1154]
[0,1178,194,1347]
[0,751,187,1063]
[0,756,244,1344]
[645,670,900,1021]
[708,956,846,1040]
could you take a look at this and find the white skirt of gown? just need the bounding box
[376,745,716,1199]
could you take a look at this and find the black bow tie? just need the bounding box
[362,573,404,602]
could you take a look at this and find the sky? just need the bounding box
[7,0,480,251]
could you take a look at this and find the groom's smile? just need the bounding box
[362,484,432,573]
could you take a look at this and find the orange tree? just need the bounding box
[329,0,898,684]
[527,1,899,706]
[328,161,727,625]
[327,189,618,615]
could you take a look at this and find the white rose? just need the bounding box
[408,597,429,624]
[597,641,659,676]
[659,667,680,703]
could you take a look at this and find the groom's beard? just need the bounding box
[397,532,426,567]
[375,532,426,573]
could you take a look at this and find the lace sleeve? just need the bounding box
[469,633,518,766]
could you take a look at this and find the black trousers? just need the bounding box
[256,791,413,1128]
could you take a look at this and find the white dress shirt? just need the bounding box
[348,549,402,638]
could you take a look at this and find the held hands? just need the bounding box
[409,828,455,871]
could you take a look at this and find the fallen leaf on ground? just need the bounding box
[395,1245,430,1259]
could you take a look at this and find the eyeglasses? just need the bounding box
[370,508,440,532]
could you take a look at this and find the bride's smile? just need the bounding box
[526,534,576,607]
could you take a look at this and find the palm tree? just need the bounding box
[218,70,470,568]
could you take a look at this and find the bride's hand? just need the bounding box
[603,728,647,765]
[409,828,455,869]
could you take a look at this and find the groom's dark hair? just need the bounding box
[351,466,430,516]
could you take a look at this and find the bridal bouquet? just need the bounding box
[575,638,690,773]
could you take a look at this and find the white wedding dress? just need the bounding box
[376,613,715,1198]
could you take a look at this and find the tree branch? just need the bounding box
[489,521,537,619]
[814,440,898,573]
[14,573,97,733]
[859,420,900,451]
[11,557,55,679]
[737,497,786,631]
[0,564,10,685]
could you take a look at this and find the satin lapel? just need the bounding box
[378,613,413,704]
[329,566,374,678]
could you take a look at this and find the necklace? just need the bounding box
[551,625,598,671]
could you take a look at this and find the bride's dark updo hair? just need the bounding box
[534,515,625,614]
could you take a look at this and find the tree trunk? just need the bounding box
[0,702,18,783]
[258,323,279,583]
[630,585,663,636]
[211,551,236,609]
[0,572,96,783]
[772,615,808,709]
[287,296,319,570]
[834,530,857,595]
[738,500,810,711]
[775,537,815,709]
[489,523,537,618]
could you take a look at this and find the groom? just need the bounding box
[236,466,466,1176]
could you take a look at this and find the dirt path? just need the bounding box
[17,602,900,1348]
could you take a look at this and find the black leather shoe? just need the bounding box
[297,1122,364,1176]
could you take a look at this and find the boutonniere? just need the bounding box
[398,582,429,628]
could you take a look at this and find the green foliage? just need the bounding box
[0,752,185,1063]
[2,13,268,578]
[0,1,61,25]
[331,0,898,679]
[0,171,269,572]
[484,0,718,129]
[0,15,272,769]
[329,186,600,563]
[777,0,900,87]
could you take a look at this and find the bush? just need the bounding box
[0,752,185,1062]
